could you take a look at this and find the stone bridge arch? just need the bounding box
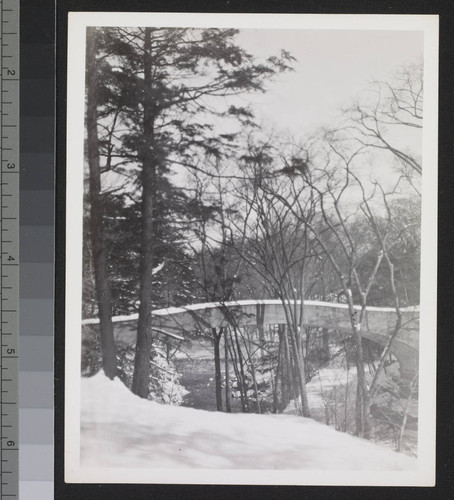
[82,300,419,379]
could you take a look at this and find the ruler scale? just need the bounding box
[0,0,19,497]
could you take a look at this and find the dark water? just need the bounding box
[174,358,244,412]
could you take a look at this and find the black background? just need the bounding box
[46,0,454,498]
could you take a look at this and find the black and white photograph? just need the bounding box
[64,13,438,485]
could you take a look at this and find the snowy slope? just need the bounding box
[80,373,416,472]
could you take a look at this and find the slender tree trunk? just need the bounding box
[213,328,223,411]
[343,295,370,438]
[228,329,247,412]
[296,287,311,417]
[242,331,261,414]
[233,327,249,412]
[353,326,371,438]
[132,28,155,398]
[397,371,418,452]
[279,325,291,410]
[276,324,291,411]
[273,333,282,413]
[282,301,310,417]
[321,328,330,364]
[280,325,291,408]
[282,324,299,407]
[342,332,351,432]
[294,330,311,417]
[86,28,117,380]
[224,330,231,413]
[257,303,265,355]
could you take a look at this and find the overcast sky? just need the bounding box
[236,29,424,136]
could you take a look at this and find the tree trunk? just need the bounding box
[294,330,311,418]
[282,300,310,418]
[354,328,371,438]
[343,332,351,432]
[224,330,231,413]
[213,328,223,411]
[277,324,291,411]
[228,329,247,412]
[256,303,265,355]
[233,327,249,412]
[282,324,298,407]
[86,28,117,380]
[343,295,370,438]
[273,332,282,413]
[296,289,311,417]
[132,28,155,398]
[397,371,418,452]
[243,331,261,414]
[321,328,330,364]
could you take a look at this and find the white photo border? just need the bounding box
[65,12,438,486]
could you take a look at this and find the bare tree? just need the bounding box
[227,138,324,417]
[271,135,419,438]
[332,61,423,193]
[270,147,375,436]
[187,159,245,411]
[355,172,419,401]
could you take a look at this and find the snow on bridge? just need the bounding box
[82,299,419,378]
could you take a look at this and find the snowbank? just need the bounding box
[81,373,417,472]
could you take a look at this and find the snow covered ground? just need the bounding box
[80,373,416,474]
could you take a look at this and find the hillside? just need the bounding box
[80,373,417,472]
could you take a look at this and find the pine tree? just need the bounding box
[85,28,117,379]
[88,26,294,398]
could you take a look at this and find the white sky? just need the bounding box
[172,29,424,194]
[236,29,424,135]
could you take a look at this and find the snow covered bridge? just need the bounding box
[82,300,419,379]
